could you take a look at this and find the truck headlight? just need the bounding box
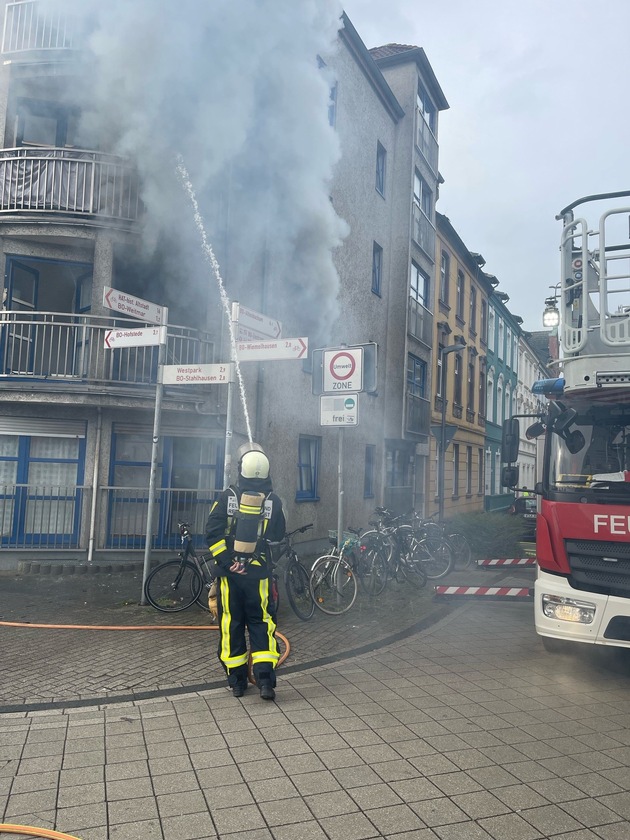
[542,594,595,624]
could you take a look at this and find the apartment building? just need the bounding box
[0,3,451,565]
[484,285,522,511]
[516,334,550,490]
[428,213,493,518]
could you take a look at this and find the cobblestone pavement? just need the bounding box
[4,559,630,839]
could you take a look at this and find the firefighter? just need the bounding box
[206,443,286,700]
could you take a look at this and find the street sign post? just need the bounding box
[103,286,166,325]
[320,394,359,426]
[163,363,232,385]
[236,304,282,340]
[236,337,308,362]
[103,326,165,349]
[323,347,364,393]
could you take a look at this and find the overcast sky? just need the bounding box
[342,0,630,333]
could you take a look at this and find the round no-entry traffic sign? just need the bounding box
[323,347,364,392]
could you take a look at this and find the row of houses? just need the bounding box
[0,2,551,566]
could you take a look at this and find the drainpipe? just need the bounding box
[87,407,102,565]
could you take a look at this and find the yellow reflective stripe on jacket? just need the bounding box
[209,538,227,557]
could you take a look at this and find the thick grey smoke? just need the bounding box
[45,0,348,344]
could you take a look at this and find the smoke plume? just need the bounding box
[44,0,348,344]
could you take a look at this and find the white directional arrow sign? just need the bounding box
[163,363,233,385]
[103,286,166,326]
[237,305,282,339]
[104,326,165,349]
[236,337,308,362]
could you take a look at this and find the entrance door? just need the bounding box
[4,261,38,374]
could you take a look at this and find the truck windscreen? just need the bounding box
[550,407,630,498]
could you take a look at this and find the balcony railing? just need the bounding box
[408,296,433,346]
[406,392,430,436]
[0,311,215,388]
[415,111,439,175]
[2,1,76,54]
[412,203,436,260]
[0,148,141,223]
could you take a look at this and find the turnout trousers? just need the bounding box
[217,573,279,686]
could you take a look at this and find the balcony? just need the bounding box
[408,296,433,347]
[406,391,430,437]
[415,111,439,175]
[412,203,435,261]
[0,148,141,223]
[0,311,215,392]
[2,1,76,54]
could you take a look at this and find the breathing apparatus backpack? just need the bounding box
[227,485,272,562]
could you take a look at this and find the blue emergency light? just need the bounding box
[532,378,565,395]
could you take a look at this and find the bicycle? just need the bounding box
[309,530,361,615]
[269,523,315,621]
[360,508,435,586]
[420,513,472,571]
[144,521,215,613]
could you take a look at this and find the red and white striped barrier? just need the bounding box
[434,585,533,598]
[477,558,536,567]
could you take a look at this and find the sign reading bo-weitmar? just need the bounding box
[103,286,166,326]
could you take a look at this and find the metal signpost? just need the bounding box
[319,346,365,560]
[102,287,169,605]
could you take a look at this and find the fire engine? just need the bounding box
[502,190,630,651]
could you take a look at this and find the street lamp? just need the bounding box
[438,338,466,522]
[543,296,560,328]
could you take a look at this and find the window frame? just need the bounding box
[410,260,430,309]
[296,434,321,502]
[372,241,383,296]
[364,444,375,499]
[375,141,386,196]
[456,269,465,320]
[439,251,450,305]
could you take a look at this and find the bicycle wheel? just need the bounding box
[449,533,473,570]
[421,537,454,579]
[309,554,358,615]
[284,558,315,621]
[397,526,428,589]
[144,559,202,612]
[356,542,388,596]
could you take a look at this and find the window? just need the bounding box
[467,357,475,410]
[376,142,386,195]
[15,98,80,148]
[481,300,488,343]
[466,446,473,495]
[328,82,337,128]
[487,367,494,421]
[364,444,375,498]
[372,242,383,296]
[410,261,429,308]
[488,307,495,350]
[417,81,436,134]
[407,354,427,398]
[456,270,465,320]
[498,320,504,360]
[452,444,460,497]
[506,328,511,366]
[470,287,477,333]
[297,435,321,501]
[454,354,462,405]
[479,359,487,417]
[478,448,484,493]
[436,343,444,397]
[439,251,450,304]
[413,170,432,217]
